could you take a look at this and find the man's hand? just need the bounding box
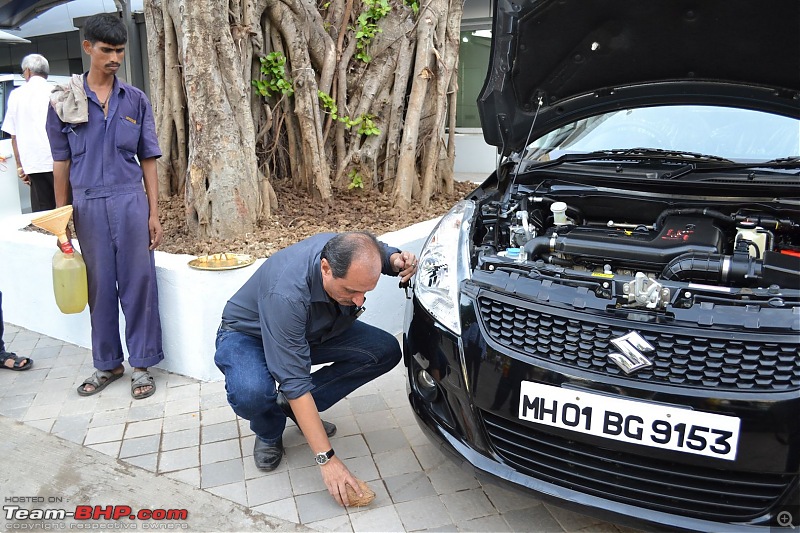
[391,251,418,283]
[17,167,30,185]
[56,226,74,253]
[148,215,163,250]
[319,457,363,507]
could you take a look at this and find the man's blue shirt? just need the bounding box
[221,233,401,399]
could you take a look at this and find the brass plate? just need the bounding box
[188,253,256,271]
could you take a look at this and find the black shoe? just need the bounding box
[253,437,284,471]
[276,391,337,437]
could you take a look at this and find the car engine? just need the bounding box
[473,180,800,309]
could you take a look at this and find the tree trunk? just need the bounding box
[393,6,436,210]
[145,0,464,240]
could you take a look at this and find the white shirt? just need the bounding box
[1,75,54,174]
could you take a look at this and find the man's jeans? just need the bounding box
[214,321,402,444]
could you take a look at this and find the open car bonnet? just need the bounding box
[478,0,800,155]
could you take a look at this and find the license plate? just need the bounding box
[518,382,740,461]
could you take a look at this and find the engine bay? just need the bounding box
[472,175,800,309]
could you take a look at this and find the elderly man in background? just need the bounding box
[1,54,56,212]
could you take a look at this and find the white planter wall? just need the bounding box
[0,212,438,382]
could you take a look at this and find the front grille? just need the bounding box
[482,410,793,522]
[477,295,800,391]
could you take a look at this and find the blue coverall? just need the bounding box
[46,77,164,372]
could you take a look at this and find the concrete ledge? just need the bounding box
[0,212,438,382]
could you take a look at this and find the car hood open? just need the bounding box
[477,0,800,155]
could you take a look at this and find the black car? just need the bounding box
[403,0,799,530]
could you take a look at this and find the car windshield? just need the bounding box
[524,105,800,163]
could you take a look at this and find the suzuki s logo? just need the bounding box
[608,332,654,374]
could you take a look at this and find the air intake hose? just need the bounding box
[661,252,763,286]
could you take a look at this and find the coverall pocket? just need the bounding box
[62,125,86,158]
[116,116,141,154]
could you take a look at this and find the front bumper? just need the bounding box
[404,293,800,532]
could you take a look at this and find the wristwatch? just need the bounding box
[314,448,335,466]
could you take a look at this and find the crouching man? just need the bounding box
[214,232,417,506]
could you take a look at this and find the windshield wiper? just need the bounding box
[522,150,800,181]
[665,156,800,179]
[523,147,734,171]
[716,156,800,170]
[603,148,735,163]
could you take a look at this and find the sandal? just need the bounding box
[131,369,156,400]
[0,351,33,371]
[77,368,123,396]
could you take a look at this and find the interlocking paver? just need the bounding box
[502,504,564,532]
[206,480,249,506]
[163,467,200,488]
[373,447,422,478]
[246,471,293,507]
[201,457,245,488]
[164,396,200,416]
[201,420,239,443]
[200,392,229,410]
[158,446,200,472]
[119,434,160,458]
[305,514,354,532]
[166,382,201,400]
[296,490,348,524]
[440,488,496,522]
[23,403,59,421]
[384,471,437,504]
[200,438,241,465]
[200,405,237,425]
[289,464,329,495]
[483,482,543,513]
[427,462,482,494]
[124,452,158,472]
[546,502,610,532]
[394,495,452,531]
[162,427,200,451]
[455,514,513,532]
[341,455,380,483]
[124,417,163,438]
[84,422,125,444]
[162,412,200,433]
[126,402,165,421]
[356,409,400,433]
[364,427,408,453]
[348,393,389,415]
[349,505,405,532]
[252,497,299,524]
[330,433,371,460]
[87,440,122,458]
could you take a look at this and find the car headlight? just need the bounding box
[414,200,476,334]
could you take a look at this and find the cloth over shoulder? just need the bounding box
[49,74,88,125]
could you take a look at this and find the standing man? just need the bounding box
[215,232,416,506]
[2,54,56,212]
[46,13,163,400]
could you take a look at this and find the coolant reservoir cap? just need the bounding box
[738,220,757,229]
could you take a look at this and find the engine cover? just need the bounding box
[549,216,725,270]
